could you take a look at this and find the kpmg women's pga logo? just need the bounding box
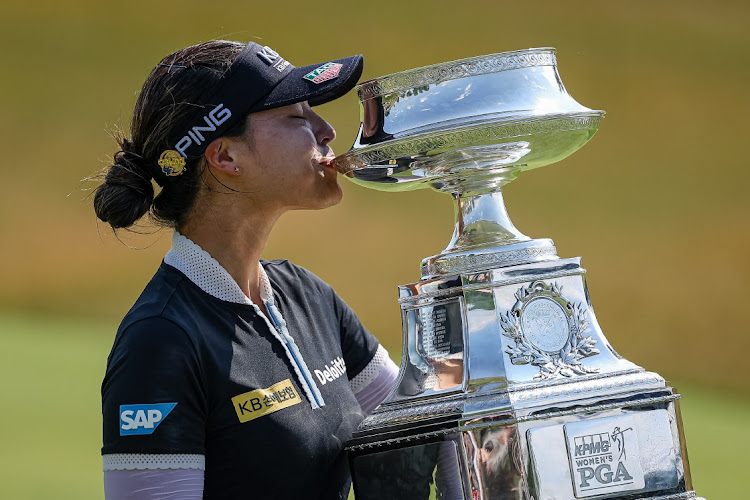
[564,415,646,497]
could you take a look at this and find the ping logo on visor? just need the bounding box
[173,104,233,158]
[119,403,177,436]
[303,62,343,84]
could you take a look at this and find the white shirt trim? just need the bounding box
[350,344,391,394]
[102,453,205,471]
[163,232,324,408]
[164,232,255,305]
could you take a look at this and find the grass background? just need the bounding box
[0,0,748,497]
[0,312,746,498]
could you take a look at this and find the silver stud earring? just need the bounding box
[234,167,240,172]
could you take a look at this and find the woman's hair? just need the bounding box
[93,40,249,230]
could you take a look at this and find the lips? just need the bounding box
[315,152,336,169]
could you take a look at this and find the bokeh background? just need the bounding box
[1,0,748,498]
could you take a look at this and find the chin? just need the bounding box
[319,187,344,209]
[293,185,343,211]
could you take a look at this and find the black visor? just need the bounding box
[165,42,364,160]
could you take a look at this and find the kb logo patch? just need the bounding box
[231,379,300,424]
[120,403,177,436]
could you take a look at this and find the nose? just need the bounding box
[312,111,336,146]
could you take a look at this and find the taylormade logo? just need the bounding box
[175,103,232,157]
[315,357,346,385]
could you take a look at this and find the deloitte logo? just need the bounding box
[315,357,346,385]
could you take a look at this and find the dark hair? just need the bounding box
[93,40,250,230]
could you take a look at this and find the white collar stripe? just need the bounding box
[163,232,323,408]
[164,232,275,306]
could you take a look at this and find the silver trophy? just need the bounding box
[336,48,704,500]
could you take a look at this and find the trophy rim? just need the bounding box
[334,110,604,175]
[356,47,558,101]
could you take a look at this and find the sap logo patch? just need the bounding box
[120,403,177,436]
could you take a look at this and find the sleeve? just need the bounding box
[102,316,207,457]
[104,469,204,499]
[325,277,399,413]
[329,285,380,381]
[352,347,399,414]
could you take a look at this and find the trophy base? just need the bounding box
[349,392,700,500]
[347,256,702,499]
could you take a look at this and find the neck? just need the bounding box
[180,200,283,305]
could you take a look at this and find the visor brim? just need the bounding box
[249,54,364,112]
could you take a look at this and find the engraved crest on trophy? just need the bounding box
[337,48,704,500]
[500,281,600,380]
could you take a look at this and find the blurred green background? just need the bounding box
[1,0,748,498]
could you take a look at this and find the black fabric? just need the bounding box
[102,260,379,500]
[167,42,364,159]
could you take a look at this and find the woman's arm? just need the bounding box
[102,318,207,499]
[350,345,399,415]
[104,467,204,499]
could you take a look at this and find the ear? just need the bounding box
[204,137,241,175]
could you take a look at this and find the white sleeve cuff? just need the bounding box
[349,344,391,394]
[102,453,205,471]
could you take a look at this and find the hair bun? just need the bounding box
[93,140,155,229]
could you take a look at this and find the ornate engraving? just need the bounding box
[500,281,600,380]
[398,287,461,305]
[357,49,557,101]
[522,298,569,352]
[335,114,603,174]
[359,399,464,430]
[648,493,702,500]
[346,427,455,452]
[514,394,677,424]
[508,371,663,404]
[432,245,557,274]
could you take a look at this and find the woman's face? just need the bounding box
[228,101,342,213]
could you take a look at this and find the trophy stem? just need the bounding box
[445,189,530,253]
[421,186,558,279]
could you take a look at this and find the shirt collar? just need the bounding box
[164,232,274,306]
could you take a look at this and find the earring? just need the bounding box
[234,167,240,172]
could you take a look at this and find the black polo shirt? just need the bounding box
[102,260,379,499]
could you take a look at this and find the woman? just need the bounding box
[95,40,398,499]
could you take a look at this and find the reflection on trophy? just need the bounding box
[336,48,705,500]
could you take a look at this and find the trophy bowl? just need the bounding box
[340,48,704,500]
[335,48,605,279]
[334,47,604,189]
